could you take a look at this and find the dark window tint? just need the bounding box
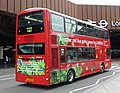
[86,25,95,37]
[18,43,45,55]
[78,48,96,61]
[18,24,44,35]
[94,29,99,38]
[65,18,76,34]
[65,47,96,62]
[51,13,64,32]
[98,30,104,38]
[104,31,109,39]
[67,47,78,63]
[78,48,87,61]
[87,48,96,59]
[94,29,104,39]
[18,11,44,35]
[60,48,66,63]
[77,22,87,35]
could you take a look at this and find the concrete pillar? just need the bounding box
[0,46,3,67]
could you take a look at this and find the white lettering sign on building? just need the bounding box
[111,21,120,26]
[87,19,120,28]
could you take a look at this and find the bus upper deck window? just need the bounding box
[18,11,44,35]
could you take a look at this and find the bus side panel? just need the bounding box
[95,47,103,71]
[104,58,112,69]
[50,68,68,85]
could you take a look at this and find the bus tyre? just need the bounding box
[67,70,75,83]
[100,64,105,73]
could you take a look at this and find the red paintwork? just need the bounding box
[16,9,51,86]
[16,8,111,86]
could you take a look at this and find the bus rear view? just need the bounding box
[16,8,50,86]
[16,8,111,86]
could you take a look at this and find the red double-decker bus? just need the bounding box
[16,8,111,86]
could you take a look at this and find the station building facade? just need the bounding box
[0,0,120,67]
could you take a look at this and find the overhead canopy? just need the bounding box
[0,11,15,46]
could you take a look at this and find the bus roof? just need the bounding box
[18,7,108,31]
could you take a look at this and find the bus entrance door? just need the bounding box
[52,48,59,69]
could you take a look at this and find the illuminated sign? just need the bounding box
[27,27,32,33]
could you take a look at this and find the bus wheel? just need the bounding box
[67,70,75,83]
[100,64,105,73]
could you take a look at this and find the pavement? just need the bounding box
[83,73,120,93]
[0,67,15,76]
[84,59,120,93]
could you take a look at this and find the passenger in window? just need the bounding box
[67,51,73,62]
[67,56,71,62]
[67,54,72,62]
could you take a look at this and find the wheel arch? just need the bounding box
[100,62,105,73]
[101,62,105,68]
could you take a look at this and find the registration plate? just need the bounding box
[26,78,34,82]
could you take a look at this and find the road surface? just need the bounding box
[0,63,120,93]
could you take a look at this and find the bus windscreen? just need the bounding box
[18,11,44,35]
